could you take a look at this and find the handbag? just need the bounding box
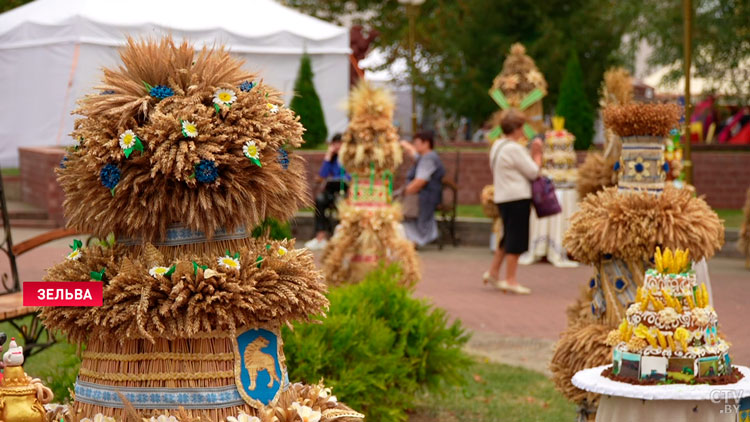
[401,193,419,219]
[531,176,561,218]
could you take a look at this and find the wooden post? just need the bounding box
[682,0,693,185]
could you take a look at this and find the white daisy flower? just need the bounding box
[243,140,260,160]
[149,266,171,278]
[181,120,198,138]
[119,130,137,150]
[291,402,321,422]
[267,103,279,114]
[226,414,260,422]
[276,246,288,258]
[66,249,82,261]
[218,255,241,270]
[213,89,237,106]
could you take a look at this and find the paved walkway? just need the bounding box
[2,228,748,373]
[413,245,750,371]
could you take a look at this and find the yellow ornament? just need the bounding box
[656,330,668,349]
[654,247,663,273]
[674,327,690,351]
[667,333,676,352]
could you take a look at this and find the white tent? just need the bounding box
[0,0,350,167]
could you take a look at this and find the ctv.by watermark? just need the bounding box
[709,389,746,414]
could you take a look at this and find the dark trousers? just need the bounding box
[314,181,347,234]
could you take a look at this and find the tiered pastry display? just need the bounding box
[604,248,741,384]
[42,37,363,422]
[549,103,724,419]
[487,43,547,139]
[322,82,419,285]
[543,117,578,189]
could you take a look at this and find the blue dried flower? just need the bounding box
[100,90,115,95]
[195,159,218,183]
[669,128,679,136]
[150,85,174,100]
[277,147,290,170]
[634,163,644,173]
[613,161,620,171]
[60,156,68,169]
[662,162,670,172]
[239,80,255,92]
[100,164,121,189]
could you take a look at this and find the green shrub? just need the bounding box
[290,53,328,149]
[555,49,595,150]
[251,218,292,240]
[283,264,471,422]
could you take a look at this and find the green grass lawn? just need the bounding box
[715,208,743,229]
[410,359,575,422]
[1,167,19,176]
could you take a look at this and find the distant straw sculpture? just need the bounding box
[41,37,363,422]
[322,82,419,285]
[549,102,724,418]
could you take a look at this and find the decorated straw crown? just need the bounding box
[602,103,681,193]
[58,37,309,241]
[338,81,402,176]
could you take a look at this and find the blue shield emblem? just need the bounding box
[234,328,286,408]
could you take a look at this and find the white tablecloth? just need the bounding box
[520,188,579,267]
[573,365,750,422]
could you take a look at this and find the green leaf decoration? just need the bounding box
[192,261,208,276]
[142,81,154,91]
[519,88,544,111]
[233,252,240,259]
[214,103,221,114]
[523,123,537,139]
[110,187,116,197]
[134,137,144,152]
[488,126,503,141]
[188,172,195,179]
[255,255,264,269]
[250,157,262,167]
[265,244,271,250]
[489,89,510,110]
[124,147,134,158]
[90,268,106,281]
[164,265,176,277]
[106,232,116,247]
[70,239,83,251]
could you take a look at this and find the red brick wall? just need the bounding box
[299,149,750,208]
[19,147,66,225]
[17,148,750,227]
[692,152,750,209]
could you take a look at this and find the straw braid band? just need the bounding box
[79,368,234,382]
[82,351,234,362]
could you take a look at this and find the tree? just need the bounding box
[622,0,750,103]
[283,0,633,129]
[0,0,32,13]
[556,50,595,150]
[289,53,328,148]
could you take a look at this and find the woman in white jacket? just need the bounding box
[483,111,542,294]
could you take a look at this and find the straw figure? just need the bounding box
[488,43,547,138]
[740,186,750,269]
[576,67,632,199]
[321,82,419,285]
[41,37,363,422]
[549,103,724,420]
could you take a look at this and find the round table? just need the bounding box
[572,365,750,422]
